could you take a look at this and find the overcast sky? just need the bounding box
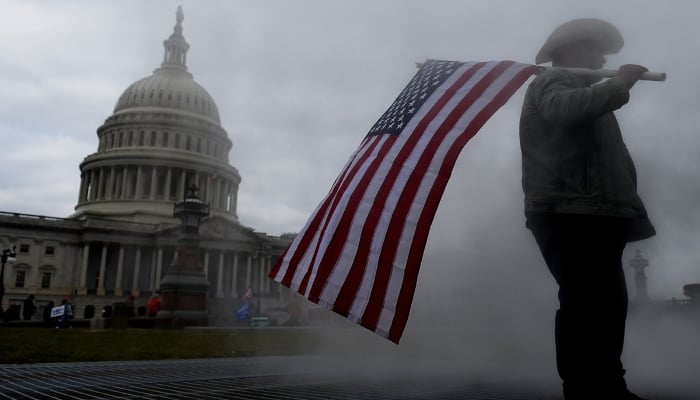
[0,0,698,298]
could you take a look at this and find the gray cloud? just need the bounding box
[1,1,698,302]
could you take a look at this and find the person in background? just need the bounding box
[22,294,36,321]
[43,300,55,324]
[147,292,161,317]
[57,298,73,328]
[126,293,136,317]
[4,301,20,322]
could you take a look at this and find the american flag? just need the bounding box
[269,60,538,343]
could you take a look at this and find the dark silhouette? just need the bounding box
[22,294,36,321]
[84,304,95,319]
[520,19,654,400]
[137,306,147,317]
[43,301,55,323]
[4,302,20,322]
[126,294,136,317]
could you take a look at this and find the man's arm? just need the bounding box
[532,71,630,125]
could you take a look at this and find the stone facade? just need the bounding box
[0,7,293,320]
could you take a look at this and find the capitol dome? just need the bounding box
[114,67,221,124]
[72,6,241,224]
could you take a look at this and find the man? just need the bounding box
[22,294,36,321]
[520,19,656,400]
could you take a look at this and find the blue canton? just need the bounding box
[367,60,464,137]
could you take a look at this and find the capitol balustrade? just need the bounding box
[0,211,82,229]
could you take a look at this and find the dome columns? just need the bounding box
[75,162,239,221]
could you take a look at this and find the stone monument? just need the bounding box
[157,185,210,327]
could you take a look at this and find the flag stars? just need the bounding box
[367,59,466,136]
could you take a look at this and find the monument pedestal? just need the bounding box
[156,244,210,328]
[156,184,210,328]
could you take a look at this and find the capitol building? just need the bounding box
[0,8,293,319]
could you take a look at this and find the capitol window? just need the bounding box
[150,131,157,146]
[41,272,51,289]
[15,270,26,288]
[163,131,169,147]
[139,131,145,146]
[175,133,181,148]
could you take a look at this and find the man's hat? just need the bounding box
[535,18,624,64]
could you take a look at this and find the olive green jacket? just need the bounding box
[519,69,655,241]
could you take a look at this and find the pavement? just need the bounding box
[0,356,692,400]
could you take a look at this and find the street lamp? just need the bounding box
[173,184,209,238]
[253,242,268,318]
[1,245,17,307]
[629,249,650,303]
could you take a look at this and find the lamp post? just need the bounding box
[253,242,270,318]
[174,185,210,241]
[629,249,650,303]
[0,246,17,308]
[157,185,210,328]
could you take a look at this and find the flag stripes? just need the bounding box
[270,60,538,343]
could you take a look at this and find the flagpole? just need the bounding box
[414,62,666,82]
[544,67,666,82]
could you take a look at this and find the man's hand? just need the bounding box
[616,64,649,89]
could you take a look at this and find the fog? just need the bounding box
[1,1,699,397]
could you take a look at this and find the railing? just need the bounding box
[0,211,82,228]
[0,211,175,233]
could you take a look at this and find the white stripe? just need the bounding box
[315,62,485,310]
[315,137,397,304]
[346,62,504,321]
[272,135,378,284]
[375,62,533,333]
[299,134,389,296]
[287,62,478,292]
[272,199,322,283]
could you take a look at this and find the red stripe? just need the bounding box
[361,62,515,332]
[296,135,388,296]
[387,65,537,342]
[278,136,375,287]
[269,246,289,278]
[328,63,488,317]
[303,135,397,301]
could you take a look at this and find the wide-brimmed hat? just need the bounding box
[535,18,624,64]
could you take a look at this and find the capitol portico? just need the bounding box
[0,7,293,321]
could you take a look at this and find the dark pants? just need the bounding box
[527,213,629,398]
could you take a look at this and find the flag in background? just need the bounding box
[269,60,539,343]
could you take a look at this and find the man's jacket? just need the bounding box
[519,69,655,241]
